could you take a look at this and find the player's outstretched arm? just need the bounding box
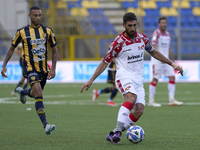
[1,46,15,78]
[150,50,183,76]
[80,61,108,93]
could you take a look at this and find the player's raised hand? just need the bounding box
[172,62,183,76]
[1,66,8,78]
[80,80,93,93]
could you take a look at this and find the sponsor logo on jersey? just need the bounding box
[31,44,46,56]
[28,72,37,78]
[127,53,143,60]
[123,49,131,52]
[25,35,34,39]
[161,43,168,47]
[31,44,46,61]
[30,38,46,45]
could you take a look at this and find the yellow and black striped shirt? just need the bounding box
[11,23,57,74]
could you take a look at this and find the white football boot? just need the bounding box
[16,87,27,104]
[45,124,56,135]
[169,99,183,106]
[148,98,161,107]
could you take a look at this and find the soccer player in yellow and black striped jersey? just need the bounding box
[1,6,58,135]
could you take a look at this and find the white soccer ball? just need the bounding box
[126,125,145,143]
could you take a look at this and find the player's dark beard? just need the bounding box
[126,30,136,38]
[160,26,166,32]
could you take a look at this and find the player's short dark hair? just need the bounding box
[158,16,167,23]
[123,12,137,24]
[29,6,40,13]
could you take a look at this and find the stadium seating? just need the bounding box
[139,1,157,9]
[87,8,118,35]
[192,7,200,16]
[0,24,9,56]
[37,0,200,56]
[0,37,7,56]
[156,1,172,8]
[2,0,199,58]
[66,1,117,35]
[66,1,82,9]
[160,7,178,16]
[81,1,99,9]
[125,0,200,55]
[70,8,89,17]
[122,1,138,8]
[171,0,190,9]
[126,7,146,16]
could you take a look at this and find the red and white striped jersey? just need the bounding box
[151,28,171,64]
[103,31,154,85]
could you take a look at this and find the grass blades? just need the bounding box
[0,82,200,150]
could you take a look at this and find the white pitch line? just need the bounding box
[1,99,200,106]
[0,94,200,106]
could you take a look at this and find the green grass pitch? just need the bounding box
[0,82,200,150]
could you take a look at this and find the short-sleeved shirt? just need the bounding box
[11,23,57,75]
[103,31,154,85]
[151,28,171,64]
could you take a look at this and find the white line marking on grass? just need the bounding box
[0,94,200,106]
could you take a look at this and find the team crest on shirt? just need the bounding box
[125,86,131,91]
[31,76,36,81]
[138,45,144,50]
[42,33,46,38]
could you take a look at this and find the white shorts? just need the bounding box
[115,78,145,106]
[152,63,175,79]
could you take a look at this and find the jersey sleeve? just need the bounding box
[102,37,123,63]
[49,28,57,48]
[143,35,154,53]
[11,30,22,48]
[168,32,171,47]
[151,30,158,45]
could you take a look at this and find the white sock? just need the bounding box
[168,82,175,101]
[123,117,135,131]
[149,82,156,103]
[113,106,131,133]
[117,106,130,123]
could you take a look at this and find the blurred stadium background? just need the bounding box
[1,1,200,149]
[0,0,200,61]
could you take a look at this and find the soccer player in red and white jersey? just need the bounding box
[148,17,183,107]
[80,13,183,144]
